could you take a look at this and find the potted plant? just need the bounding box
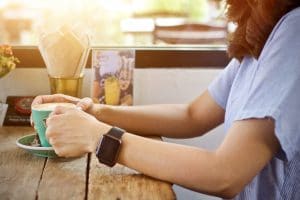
[0,44,19,78]
[0,45,19,126]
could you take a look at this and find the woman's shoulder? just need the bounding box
[273,7,300,34]
[285,6,300,18]
[279,6,300,25]
[261,7,300,60]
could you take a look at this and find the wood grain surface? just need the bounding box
[88,155,176,200]
[38,156,87,200]
[0,127,176,200]
[0,127,45,200]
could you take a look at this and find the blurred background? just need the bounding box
[0,0,227,46]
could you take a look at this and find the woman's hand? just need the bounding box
[46,106,111,157]
[31,94,94,125]
[32,94,94,111]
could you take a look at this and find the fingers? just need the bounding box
[51,105,74,116]
[47,106,83,126]
[47,134,84,158]
[76,97,93,111]
[45,115,63,142]
[45,115,59,136]
[31,95,90,126]
[47,136,66,157]
[46,105,81,129]
[31,94,80,107]
[44,106,90,158]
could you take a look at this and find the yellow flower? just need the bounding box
[0,44,19,78]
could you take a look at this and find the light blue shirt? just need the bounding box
[208,7,300,200]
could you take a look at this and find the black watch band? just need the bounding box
[95,126,125,167]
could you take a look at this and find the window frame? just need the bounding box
[13,46,229,69]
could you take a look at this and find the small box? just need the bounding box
[4,96,35,126]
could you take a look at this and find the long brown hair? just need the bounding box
[226,0,300,61]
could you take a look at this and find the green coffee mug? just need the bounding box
[31,103,76,147]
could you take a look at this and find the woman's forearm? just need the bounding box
[88,90,224,138]
[117,133,230,198]
[90,103,202,138]
[114,119,280,198]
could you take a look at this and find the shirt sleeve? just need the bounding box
[208,59,240,109]
[234,10,300,161]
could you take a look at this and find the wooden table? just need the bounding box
[0,127,175,200]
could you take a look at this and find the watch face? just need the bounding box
[98,135,121,166]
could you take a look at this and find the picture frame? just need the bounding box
[91,49,135,106]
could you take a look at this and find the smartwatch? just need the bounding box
[95,126,125,167]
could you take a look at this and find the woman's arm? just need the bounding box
[117,118,279,198]
[32,90,224,138]
[89,90,225,138]
[46,106,279,198]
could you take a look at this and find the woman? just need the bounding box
[32,1,300,199]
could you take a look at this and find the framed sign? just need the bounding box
[92,50,135,105]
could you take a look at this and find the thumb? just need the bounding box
[76,97,93,111]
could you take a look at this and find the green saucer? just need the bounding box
[16,134,57,158]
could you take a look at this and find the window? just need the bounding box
[0,0,226,46]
